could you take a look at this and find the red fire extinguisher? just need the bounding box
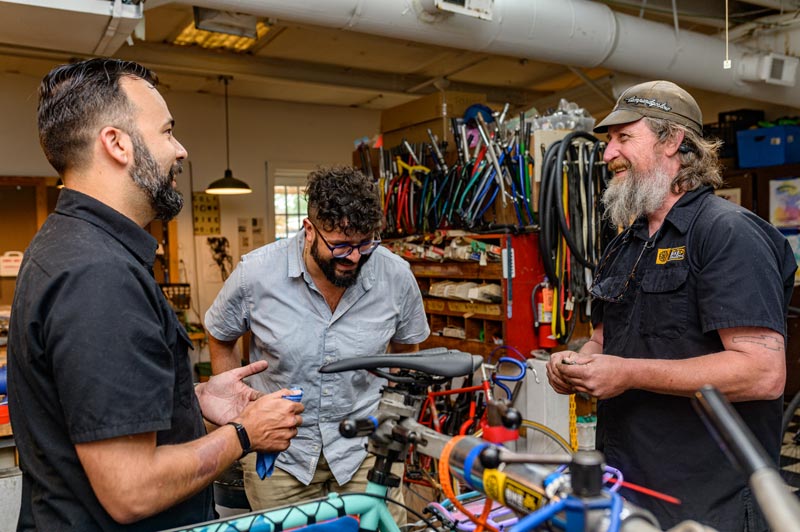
[533,277,558,348]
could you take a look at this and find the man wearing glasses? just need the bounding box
[205,166,429,521]
[546,81,795,531]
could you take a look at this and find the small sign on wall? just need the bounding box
[0,251,22,277]
[192,193,221,235]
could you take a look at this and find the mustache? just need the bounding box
[169,161,183,178]
[607,159,630,173]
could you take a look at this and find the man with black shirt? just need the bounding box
[8,58,303,531]
[546,81,795,530]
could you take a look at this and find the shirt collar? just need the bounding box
[54,188,158,268]
[288,228,375,290]
[631,185,713,238]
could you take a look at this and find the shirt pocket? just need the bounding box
[638,267,689,339]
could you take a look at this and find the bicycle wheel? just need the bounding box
[476,419,572,458]
[780,390,800,490]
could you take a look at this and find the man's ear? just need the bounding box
[663,129,685,157]
[302,218,313,242]
[98,126,132,166]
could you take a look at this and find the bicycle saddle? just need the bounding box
[318,347,482,378]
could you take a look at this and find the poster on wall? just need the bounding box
[192,192,221,235]
[770,177,800,228]
[196,235,234,283]
[714,187,742,206]
[238,217,266,256]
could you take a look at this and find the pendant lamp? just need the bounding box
[205,76,252,195]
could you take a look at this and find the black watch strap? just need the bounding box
[226,421,251,458]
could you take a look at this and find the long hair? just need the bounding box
[644,117,724,193]
[37,58,157,175]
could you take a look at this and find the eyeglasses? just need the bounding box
[589,228,655,303]
[309,220,381,259]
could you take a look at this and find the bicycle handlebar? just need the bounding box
[693,385,800,532]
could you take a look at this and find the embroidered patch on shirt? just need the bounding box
[656,246,686,264]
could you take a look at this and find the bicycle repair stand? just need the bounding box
[338,352,523,494]
[340,367,436,492]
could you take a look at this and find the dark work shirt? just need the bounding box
[593,186,796,530]
[8,189,213,531]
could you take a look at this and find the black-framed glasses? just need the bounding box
[589,228,655,303]
[309,220,381,259]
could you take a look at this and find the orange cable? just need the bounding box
[438,436,499,532]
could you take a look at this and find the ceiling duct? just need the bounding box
[193,7,258,38]
[0,0,141,55]
[185,0,800,109]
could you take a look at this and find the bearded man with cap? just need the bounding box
[546,80,796,530]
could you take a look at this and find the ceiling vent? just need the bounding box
[193,7,258,39]
[738,52,799,87]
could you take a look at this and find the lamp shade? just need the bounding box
[56,177,65,189]
[205,169,252,195]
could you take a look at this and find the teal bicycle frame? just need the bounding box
[167,480,400,532]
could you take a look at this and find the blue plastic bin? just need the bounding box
[737,125,800,168]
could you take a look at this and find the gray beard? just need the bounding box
[601,165,674,228]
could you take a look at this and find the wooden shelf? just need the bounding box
[410,261,503,280]
[410,233,544,359]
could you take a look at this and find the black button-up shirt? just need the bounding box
[8,189,212,531]
[593,186,796,530]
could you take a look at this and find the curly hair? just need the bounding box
[38,58,157,175]
[306,166,384,236]
[644,117,724,193]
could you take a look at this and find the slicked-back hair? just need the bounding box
[306,166,384,236]
[37,58,158,175]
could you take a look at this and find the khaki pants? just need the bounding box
[241,452,407,525]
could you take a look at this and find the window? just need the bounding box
[273,168,310,240]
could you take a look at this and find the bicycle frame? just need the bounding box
[164,482,400,532]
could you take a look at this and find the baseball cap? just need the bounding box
[594,80,703,135]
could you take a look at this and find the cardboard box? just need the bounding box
[382,118,452,150]
[380,91,486,133]
[737,125,800,168]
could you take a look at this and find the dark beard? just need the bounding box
[129,131,184,221]
[308,234,371,288]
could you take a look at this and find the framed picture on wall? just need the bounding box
[719,171,754,211]
[769,177,800,228]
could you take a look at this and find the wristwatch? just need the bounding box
[226,421,251,458]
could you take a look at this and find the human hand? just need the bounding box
[545,351,579,394]
[196,360,269,426]
[239,390,305,453]
[556,353,629,399]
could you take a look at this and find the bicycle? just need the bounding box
[405,348,572,503]
[166,348,676,532]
